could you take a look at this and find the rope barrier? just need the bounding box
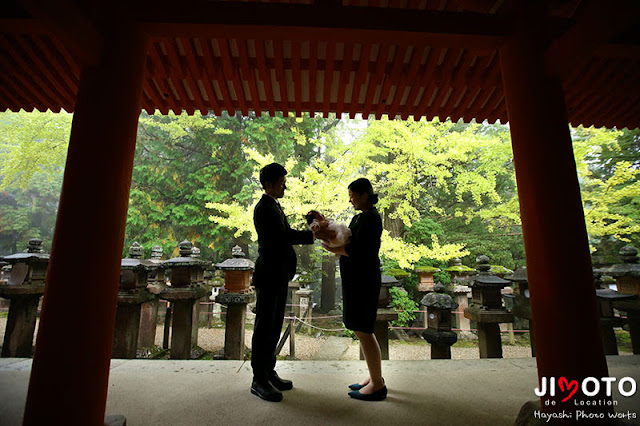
[290,316,346,332]
[188,300,630,337]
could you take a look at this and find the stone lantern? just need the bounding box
[414,266,440,328]
[489,265,514,279]
[505,267,535,356]
[137,245,166,349]
[606,246,640,295]
[290,271,314,319]
[605,246,640,354]
[187,245,213,348]
[443,258,474,335]
[421,284,459,359]
[215,245,256,360]
[464,255,513,358]
[0,238,49,357]
[595,288,636,355]
[161,240,209,359]
[366,268,400,361]
[295,284,314,334]
[415,266,440,292]
[113,242,155,359]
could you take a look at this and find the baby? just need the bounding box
[306,210,351,248]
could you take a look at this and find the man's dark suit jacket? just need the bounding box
[252,194,313,288]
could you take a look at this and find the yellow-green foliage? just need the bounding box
[0,110,73,190]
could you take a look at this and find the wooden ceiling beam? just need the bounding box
[17,0,103,66]
[254,40,276,117]
[138,3,515,48]
[545,0,640,79]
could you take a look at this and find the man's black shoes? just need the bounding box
[268,371,293,391]
[251,380,283,402]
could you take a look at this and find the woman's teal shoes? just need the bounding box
[348,377,384,391]
[348,386,388,401]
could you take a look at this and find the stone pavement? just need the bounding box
[1,356,639,425]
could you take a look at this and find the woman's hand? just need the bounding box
[314,228,337,241]
[322,243,348,257]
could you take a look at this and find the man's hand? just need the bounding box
[314,228,337,241]
[321,243,348,257]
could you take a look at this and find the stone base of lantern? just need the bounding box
[510,303,536,357]
[613,299,640,355]
[138,282,166,348]
[360,308,398,361]
[600,317,626,356]
[138,299,160,348]
[113,289,155,359]
[422,329,458,359]
[161,286,209,359]
[0,284,44,357]
[464,306,513,359]
[215,292,256,360]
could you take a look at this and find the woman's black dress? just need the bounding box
[340,207,383,333]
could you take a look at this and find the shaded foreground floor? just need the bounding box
[1,357,639,425]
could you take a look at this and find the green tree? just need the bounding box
[0,111,72,253]
[127,112,335,260]
[572,126,640,259]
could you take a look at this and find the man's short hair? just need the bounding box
[259,163,287,189]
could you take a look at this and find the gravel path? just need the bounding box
[159,323,535,360]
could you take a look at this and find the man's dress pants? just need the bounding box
[251,281,288,381]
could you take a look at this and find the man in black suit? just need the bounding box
[250,162,333,402]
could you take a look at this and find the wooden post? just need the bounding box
[23,21,148,425]
[500,3,611,415]
[289,312,296,359]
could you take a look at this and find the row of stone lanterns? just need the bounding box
[113,240,255,361]
[0,238,254,361]
[419,255,515,359]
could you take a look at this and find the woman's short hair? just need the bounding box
[348,178,379,205]
[259,163,287,189]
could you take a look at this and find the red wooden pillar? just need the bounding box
[500,5,612,418]
[23,23,148,425]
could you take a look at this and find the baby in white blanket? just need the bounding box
[306,210,351,248]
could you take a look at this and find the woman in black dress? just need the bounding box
[323,178,386,401]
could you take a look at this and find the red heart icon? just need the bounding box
[558,376,579,402]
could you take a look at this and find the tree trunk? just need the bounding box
[383,203,405,239]
[320,256,336,312]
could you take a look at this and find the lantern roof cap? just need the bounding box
[2,238,49,263]
[421,284,458,309]
[162,240,207,267]
[215,245,254,270]
[505,267,528,283]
